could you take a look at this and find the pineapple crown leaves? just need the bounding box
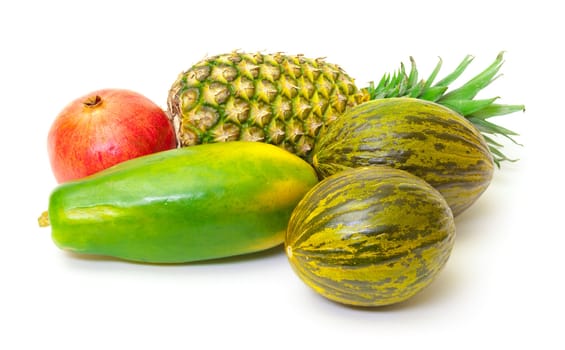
[363,52,525,167]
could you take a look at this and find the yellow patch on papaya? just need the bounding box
[252,179,315,212]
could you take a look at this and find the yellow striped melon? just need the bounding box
[311,97,495,216]
[285,166,455,307]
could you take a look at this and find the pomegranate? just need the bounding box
[48,89,177,183]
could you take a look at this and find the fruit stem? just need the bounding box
[38,211,50,227]
[84,95,102,108]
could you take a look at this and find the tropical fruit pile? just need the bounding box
[40,51,524,307]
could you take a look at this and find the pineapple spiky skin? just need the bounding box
[167,52,367,157]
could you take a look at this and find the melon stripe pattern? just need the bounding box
[312,98,494,216]
[285,166,456,306]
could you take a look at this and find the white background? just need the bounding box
[1,1,563,349]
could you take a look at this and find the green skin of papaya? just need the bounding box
[47,142,319,263]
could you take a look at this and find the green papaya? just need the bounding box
[41,141,318,263]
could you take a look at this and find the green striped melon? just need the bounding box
[311,97,494,216]
[285,166,455,307]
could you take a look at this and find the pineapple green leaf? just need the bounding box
[439,52,504,102]
[481,133,505,148]
[434,54,474,88]
[469,103,525,119]
[419,86,448,102]
[439,97,500,116]
[406,58,420,96]
[467,116,521,141]
[480,134,519,168]
[362,51,525,166]
[422,56,442,91]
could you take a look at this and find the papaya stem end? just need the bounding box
[38,211,50,227]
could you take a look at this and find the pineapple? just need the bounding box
[167,51,524,164]
[167,52,366,157]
